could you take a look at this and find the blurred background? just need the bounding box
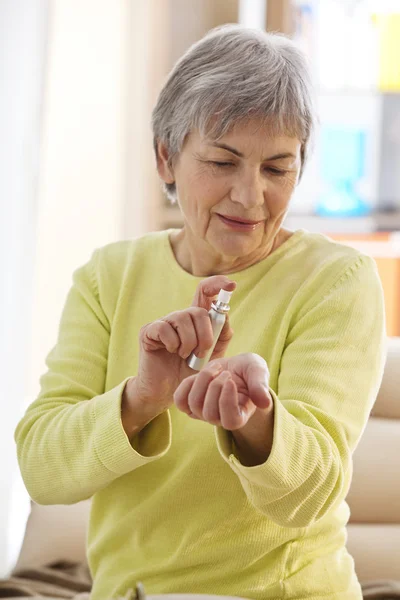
[1,0,400,577]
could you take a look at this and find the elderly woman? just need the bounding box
[15,25,385,600]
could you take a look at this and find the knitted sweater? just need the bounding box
[15,228,386,600]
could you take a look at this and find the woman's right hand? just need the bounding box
[123,276,236,431]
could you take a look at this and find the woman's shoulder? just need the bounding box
[95,229,169,272]
[292,229,381,297]
[86,230,170,307]
[297,228,375,270]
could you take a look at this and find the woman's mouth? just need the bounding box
[217,214,264,231]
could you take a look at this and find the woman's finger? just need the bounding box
[191,276,237,311]
[187,364,225,418]
[173,374,197,414]
[210,312,234,360]
[245,359,272,410]
[162,311,199,359]
[188,307,215,358]
[219,376,241,431]
[201,370,231,424]
[140,320,181,353]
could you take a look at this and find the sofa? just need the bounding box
[7,338,400,598]
[346,336,400,582]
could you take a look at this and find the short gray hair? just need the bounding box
[152,24,316,202]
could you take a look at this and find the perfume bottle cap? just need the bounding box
[217,289,233,304]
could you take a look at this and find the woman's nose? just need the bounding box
[230,173,265,209]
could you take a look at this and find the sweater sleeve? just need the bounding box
[14,250,172,505]
[215,255,387,528]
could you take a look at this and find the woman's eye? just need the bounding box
[210,161,234,168]
[265,167,286,176]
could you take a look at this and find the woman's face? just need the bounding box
[158,119,302,263]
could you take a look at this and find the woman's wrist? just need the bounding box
[121,377,160,440]
[231,406,275,467]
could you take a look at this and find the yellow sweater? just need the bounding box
[15,228,386,600]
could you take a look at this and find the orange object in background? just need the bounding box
[327,232,400,337]
[329,232,391,241]
[374,256,400,336]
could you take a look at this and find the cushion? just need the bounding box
[347,418,400,523]
[347,524,400,581]
[372,336,400,419]
[14,500,91,570]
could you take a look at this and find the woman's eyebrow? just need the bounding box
[209,142,296,161]
[209,142,244,157]
[266,152,297,161]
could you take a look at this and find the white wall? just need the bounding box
[0,0,49,575]
[28,0,170,398]
[27,0,131,402]
[4,0,169,574]
[3,0,137,575]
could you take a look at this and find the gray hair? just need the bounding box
[152,24,316,202]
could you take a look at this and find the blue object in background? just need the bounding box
[316,127,370,217]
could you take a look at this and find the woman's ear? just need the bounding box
[156,140,175,184]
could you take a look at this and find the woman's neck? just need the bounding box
[169,227,292,277]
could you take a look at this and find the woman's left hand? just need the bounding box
[173,353,273,431]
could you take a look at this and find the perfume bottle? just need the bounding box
[187,289,233,371]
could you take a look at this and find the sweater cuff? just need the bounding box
[92,378,172,476]
[215,388,304,491]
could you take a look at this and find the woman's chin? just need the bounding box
[209,230,261,258]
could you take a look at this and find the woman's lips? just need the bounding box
[217,214,264,231]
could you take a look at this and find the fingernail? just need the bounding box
[220,370,231,380]
[209,364,223,376]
